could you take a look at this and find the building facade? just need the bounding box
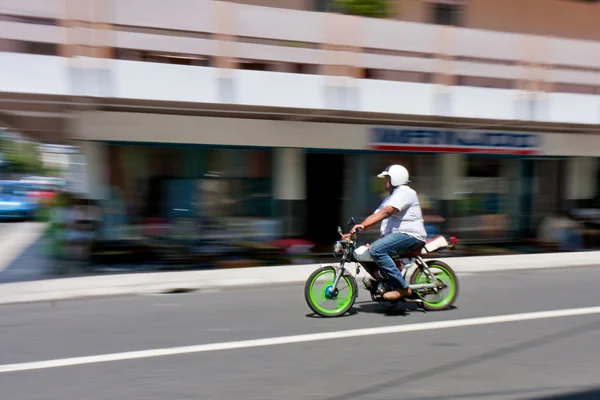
[1,0,600,246]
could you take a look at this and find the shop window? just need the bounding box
[291,63,317,75]
[451,157,516,241]
[28,41,57,55]
[461,157,505,216]
[313,0,337,12]
[0,40,57,55]
[133,51,211,66]
[358,153,442,239]
[431,3,462,26]
[369,154,438,209]
[202,149,273,218]
[458,76,513,90]
[0,14,57,26]
[554,82,597,95]
[363,68,377,79]
[467,157,501,178]
[239,61,270,71]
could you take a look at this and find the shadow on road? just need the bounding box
[379,386,590,400]
[305,309,359,318]
[355,301,457,317]
[305,302,458,318]
[323,318,600,400]
[526,387,600,400]
[355,302,414,316]
[0,237,50,284]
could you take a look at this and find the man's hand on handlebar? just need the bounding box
[340,224,365,241]
[350,224,365,235]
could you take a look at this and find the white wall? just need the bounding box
[0,54,69,95]
[71,140,109,200]
[543,133,600,157]
[2,53,600,125]
[566,157,598,201]
[440,154,466,200]
[359,81,435,115]
[113,61,219,103]
[273,148,306,200]
[546,94,600,125]
[235,70,325,109]
[451,87,516,120]
[73,111,368,150]
[72,111,600,158]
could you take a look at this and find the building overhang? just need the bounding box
[1,92,599,146]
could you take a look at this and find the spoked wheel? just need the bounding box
[410,260,459,311]
[305,266,358,317]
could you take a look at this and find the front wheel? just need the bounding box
[410,260,459,311]
[304,266,358,317]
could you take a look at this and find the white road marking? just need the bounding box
[1,306,600,374]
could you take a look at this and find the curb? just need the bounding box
[0,251,599,306]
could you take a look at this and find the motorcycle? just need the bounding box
[304,218,459,317]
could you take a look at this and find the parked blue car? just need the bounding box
[0,181,39,220]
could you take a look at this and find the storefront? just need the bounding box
[72,112,600,250]
[101,144,279,246]
[340,127,542,243]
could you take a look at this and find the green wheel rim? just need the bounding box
[308,270,354,315]
[414,264,456,308]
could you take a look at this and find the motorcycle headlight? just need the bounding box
[333,241,344,255]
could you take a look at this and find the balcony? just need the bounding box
[0,0,599,125]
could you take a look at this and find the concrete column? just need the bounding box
[439,154,466,201]
[71,140,109,201]
[273,148,306,238]
[502,158,522,235]
[342,153,369,222]
[566,157,598,206]
[214,1,238,71]
[438,153,466,232]
[274,148,306,201]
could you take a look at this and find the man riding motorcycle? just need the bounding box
[347,164,427,301]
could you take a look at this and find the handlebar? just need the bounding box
[347,227,362,242]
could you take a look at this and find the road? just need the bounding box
[1,266,599,399]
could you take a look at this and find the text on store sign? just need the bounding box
[370,128,541,155]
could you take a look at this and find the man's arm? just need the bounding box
[350,205,398,234]
[350,190,412,235]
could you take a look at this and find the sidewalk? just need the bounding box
[0,222,48,283]
[0,250,599,305]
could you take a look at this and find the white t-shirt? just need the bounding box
[376,186,427,241]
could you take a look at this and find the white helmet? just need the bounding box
[377,164,410,187]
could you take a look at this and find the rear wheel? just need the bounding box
[304,266,357,317]
[410,260,458,311]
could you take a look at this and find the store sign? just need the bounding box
[369,127,542,155]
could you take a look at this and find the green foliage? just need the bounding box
[333,0,391,18]
[0,137,46,175]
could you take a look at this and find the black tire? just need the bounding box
[304,266,358,318]
[409,260,459,311]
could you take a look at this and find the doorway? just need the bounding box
[305,153,345,245]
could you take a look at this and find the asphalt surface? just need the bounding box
[1,266,600,399]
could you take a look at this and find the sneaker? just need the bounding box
[383,287,412,301]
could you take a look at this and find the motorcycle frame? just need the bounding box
[331,250,442,294]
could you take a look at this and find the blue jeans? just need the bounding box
[369,233,424,289]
